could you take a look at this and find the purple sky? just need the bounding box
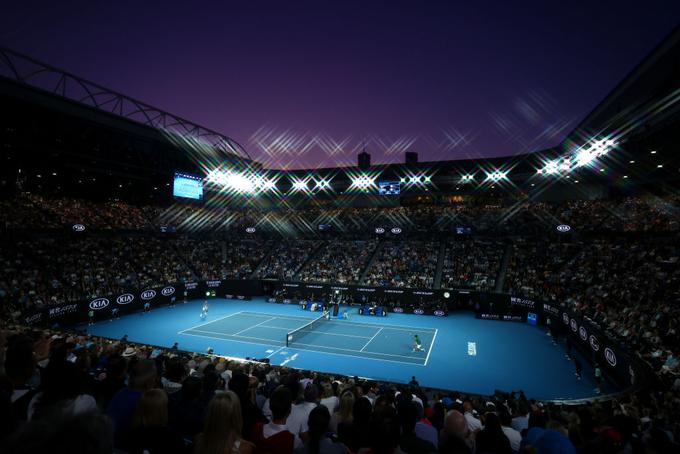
[2,1,678,169]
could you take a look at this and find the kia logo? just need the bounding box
[161,286,175,296]
[375,227,385,234]
[562,313,569,324]
[579,326,587,341]
[141,290,156,300]
[589,335,600,351]
[116,294,134,305]
[604,347,617,366]
[570,318,578,332]
[391,227,402,234]
[413,308,424,315]
[89,298,110,310]
[245,227,256,233]
[556,224,571,233]
[434,310,445,317]
[393,307,404,313]
[72,224,86,232]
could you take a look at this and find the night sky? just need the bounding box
[2,1,678,169]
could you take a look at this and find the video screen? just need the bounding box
[173,172,203,200]
[378,181,400,195]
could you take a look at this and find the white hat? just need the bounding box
[122,347,137,357]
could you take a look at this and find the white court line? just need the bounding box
[287,340,423,360]
[267,346,285,358]
[188,329,284,344]
[179,330,425,366]
[234,316,279,336]
[183,328,425,362]
[239,311,437,333]
[424,329,438,366]
[178,311,245,334]
[191,326,371,341]
[360,327,384,352]
[284,329,372,339]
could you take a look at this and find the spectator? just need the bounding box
[499,411,521,452]
[439,410,473,454]
[295,405,346,454]
[127,388,184,453]
[287,382,319,448]
[475,412,512,454]
[398,400,436,454]
[106,359,158,448]
[252,386,294,454]
[195,391,255,454]
[319,382,339,415]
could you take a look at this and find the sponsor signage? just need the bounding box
[116,293,134,305]
[413,308,425,315]
[390,227,402,234]
[589,335,600,351]
[48,304,78,318]
[161,286,175,296]
[375,227,385,234]
[185,282,198,290]
[357,288,376,292]
[89,298,110,310]
[393,307,404,313]
[245,227,256,233]
[570,318,578,332]
[604,347,617,367]
[433,310,446,317]
[510,296,535,309]
[579,326,588,341]
[556,224,571,233]
[72,224,86,232]
[543,303,559,316]
[25,312,42,325]
[141,290,156,300]
[206,280,221,288]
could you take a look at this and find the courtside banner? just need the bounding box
[540,301,642,391]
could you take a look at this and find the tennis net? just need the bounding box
[286,313,328,347]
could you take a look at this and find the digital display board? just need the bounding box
[378,181,400,195]
[173,172,203,200]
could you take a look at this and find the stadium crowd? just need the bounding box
[364,241,438,288]
[3,323,680,454]
[299,240,378,284]
[256,241,320,280]
[1,193,680,453]
[440,239,505,291]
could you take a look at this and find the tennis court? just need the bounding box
[179,311,437,365]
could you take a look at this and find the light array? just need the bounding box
[537,137,617,176]
[485,170,508,182]
[206,169,279,194]
[350,175,376,189]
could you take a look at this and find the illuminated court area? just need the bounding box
[84,298,604,399]
[180,311,437,366]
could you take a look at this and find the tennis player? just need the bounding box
[412,334,424,352]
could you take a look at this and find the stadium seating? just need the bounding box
[1,194,680,453]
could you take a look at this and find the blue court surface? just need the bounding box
[84,298,601,400]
